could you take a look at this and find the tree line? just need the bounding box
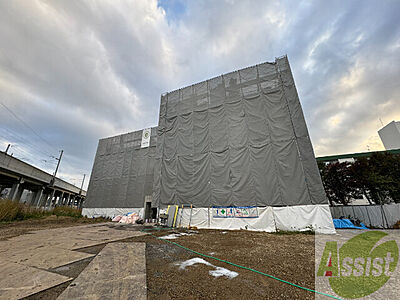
[318,152,400,206]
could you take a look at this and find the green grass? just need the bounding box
[0,198,83,222]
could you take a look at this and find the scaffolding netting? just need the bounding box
[153,56,327,207]
[85,128,157,208]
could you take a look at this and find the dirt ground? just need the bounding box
[2,221,316,299]
[128,228,316,300]
[0,215,107,241]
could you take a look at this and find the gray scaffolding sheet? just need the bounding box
[153,56,327,207]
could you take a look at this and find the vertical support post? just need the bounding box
[14,185,24,202]
[57,192,64,206]
[51,150,63,185]
[8,182,20,200]
[8,178,25,201]
[188,204,193,228]
[47,189,56,208]
[79,174,86,196]
[65,194,70,206]
[208,206,210,228]
[37,191,47,208]
[78,198,84,209]
[179,204,184,227]
[31,188,43,206]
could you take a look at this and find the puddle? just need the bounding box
[176,257,238,279]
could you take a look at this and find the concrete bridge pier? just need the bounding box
[30,187,44,206]
[55,192,64,207]
[43,189,55,208]
[67,195,74,206]
[35,191,46,207]
[37,189,50,208]
[8,179,25,201]
[64,194,70,206]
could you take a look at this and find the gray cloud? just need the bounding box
[0,0,399,188]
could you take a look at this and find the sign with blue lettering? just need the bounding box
[213,206,258,218]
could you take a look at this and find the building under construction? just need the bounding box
[83,56,335,233]
[83,128,157,220]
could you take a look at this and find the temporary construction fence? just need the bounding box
[83,128,157,219]
[153,56,335,233]
[330,204,400,229]
[169,204,334,233]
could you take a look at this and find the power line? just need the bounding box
[8,146,60,177]
[0,101,59,152]
[0,129,55,159]
[0,124,56,158]
[0,102,89,186]
[9,147,33,163]
[10,146,56,170]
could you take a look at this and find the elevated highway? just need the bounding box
[0,151,85,208]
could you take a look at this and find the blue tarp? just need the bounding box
[333,219,368,230]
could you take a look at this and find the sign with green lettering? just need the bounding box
[316,231,398,298]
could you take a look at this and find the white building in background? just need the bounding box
[378,121,400,150]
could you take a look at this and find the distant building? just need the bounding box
[316,148,400,164]
[378,120,400,150]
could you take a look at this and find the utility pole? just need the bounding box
[50,150,63,186]
[47,150,63,208]
[79,174,86,195]
[5,144,10,154]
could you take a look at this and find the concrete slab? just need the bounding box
[0,224,146,252]
[0,247,95,269]
[0,223,147,298]
[0,261,71,299]
[57,242,147,300]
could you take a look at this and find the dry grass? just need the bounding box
[0,198,84,222]
[52,206,83,218]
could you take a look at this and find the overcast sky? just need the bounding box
[0,0,399,189]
